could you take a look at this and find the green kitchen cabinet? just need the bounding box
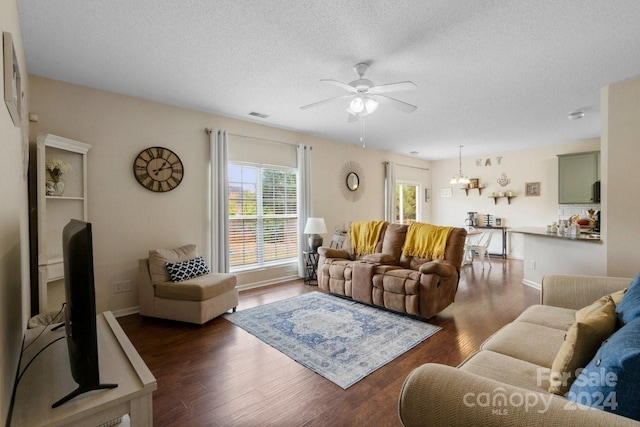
[557,151,600,204]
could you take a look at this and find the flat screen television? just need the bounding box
[53,219,117,408]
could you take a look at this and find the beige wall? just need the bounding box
[601,77,640,277]
[0,0,30,422]
[29,76,432,311]
[430,139,600,258]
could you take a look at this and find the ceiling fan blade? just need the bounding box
[320,79,358,93]
[369,81,417,94]
[300,94,353,110]
[376,95,418,113]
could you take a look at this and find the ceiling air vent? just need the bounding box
[249,112,269,119]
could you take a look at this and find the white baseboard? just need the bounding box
[522,279,541,290]
[111,306,140,318]
[108,276,302,316]
[236,274,301,291]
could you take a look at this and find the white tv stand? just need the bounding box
[11,312,157,426]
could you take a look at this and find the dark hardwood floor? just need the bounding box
[117,259,539,426]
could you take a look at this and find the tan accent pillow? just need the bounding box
[575,295,609,322]
[148,244,198,285]
[549,299,616,395]
[576,289,628,321]
[610,288,627,305]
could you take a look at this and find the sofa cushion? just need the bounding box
[165,256,211,282]
[149,244,198,285]
[615,273,640,325]
[155,273,237,302]
[548,298,617,395]
[460,350,550,394]
[568,317,640,421]
[481,322,566,368]
[379,223,408,262]
[515,305,576,331]
[372,269,421,295]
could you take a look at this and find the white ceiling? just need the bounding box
[17,0,640,160]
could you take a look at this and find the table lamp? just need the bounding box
[304,218,327,252]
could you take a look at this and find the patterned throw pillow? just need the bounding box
[165,256,211,282]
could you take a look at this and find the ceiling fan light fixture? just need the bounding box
[349,97,365,113]
[348,96,378,116]
[364,97,378,113]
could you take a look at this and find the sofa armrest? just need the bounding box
[541,275,631,310]
[418,260,456,277]
[317,247,350,260]
[361,253,396,264]
[399,363,636,427]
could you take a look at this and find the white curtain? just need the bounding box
[384,161,396,222]
[297,144,312,277]
[209,129,229,273]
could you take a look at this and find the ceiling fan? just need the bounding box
[300,63,418,121]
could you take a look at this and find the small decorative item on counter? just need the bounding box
[485,214,493,227]
[45,158,71,196]
[557,221,566,235]
[549,222,558,233]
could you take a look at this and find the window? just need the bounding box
[395,181,421,224]
[228,163,298,271]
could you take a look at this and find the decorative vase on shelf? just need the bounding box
[54,179,65,196]
[45,180,56,196]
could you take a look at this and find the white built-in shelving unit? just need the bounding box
[36,133,91,313]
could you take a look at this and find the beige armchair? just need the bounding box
[138,244,238,325]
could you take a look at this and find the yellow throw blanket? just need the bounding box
[402,222,454,260]
[350,221,386,257]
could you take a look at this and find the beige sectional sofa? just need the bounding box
[317,222,467,319]
[399,274,640,426]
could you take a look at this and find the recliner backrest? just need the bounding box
[341,221,389,260]
[399,226,467,269]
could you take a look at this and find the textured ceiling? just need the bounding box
[17,0,640,160]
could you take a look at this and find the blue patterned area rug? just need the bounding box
[223,292,441,389]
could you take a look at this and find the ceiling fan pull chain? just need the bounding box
[360,116,365,148]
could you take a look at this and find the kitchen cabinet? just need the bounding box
[36,134,91,313]
[557,151,600,204]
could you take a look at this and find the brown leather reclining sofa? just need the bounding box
[317,222,467,319]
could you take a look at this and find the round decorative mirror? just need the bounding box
[346,172,359,191]
[340,161,365,202]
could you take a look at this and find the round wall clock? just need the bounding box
[133,146,184,192]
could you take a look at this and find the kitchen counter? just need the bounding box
[509,227,605,289]
[510,227,601,243]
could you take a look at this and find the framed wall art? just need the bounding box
[525,182,540,196]
[3,31,22,127]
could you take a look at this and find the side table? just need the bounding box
[303,250,320,285]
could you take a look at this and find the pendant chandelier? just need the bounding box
[450,145,470,185]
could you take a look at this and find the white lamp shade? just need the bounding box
[304,217,327,234]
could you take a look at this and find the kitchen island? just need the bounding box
[510,227,605,289]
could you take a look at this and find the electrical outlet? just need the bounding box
[531,260,536,270]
